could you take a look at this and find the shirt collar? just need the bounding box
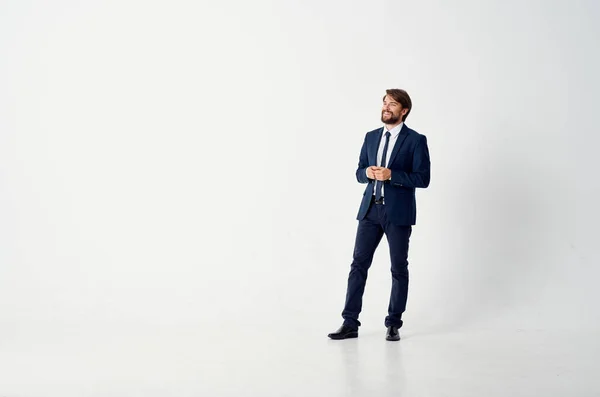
[384,122,404,138]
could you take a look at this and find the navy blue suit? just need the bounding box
[342,124,430,329]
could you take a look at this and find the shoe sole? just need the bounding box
[328,332,358,340]
[386,336,400,341]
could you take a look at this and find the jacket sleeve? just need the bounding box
[390,135,430,188]
[355,134,371,184]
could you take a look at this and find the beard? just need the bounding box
[381,111,401,124]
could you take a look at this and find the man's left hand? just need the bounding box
[373,168,391,181]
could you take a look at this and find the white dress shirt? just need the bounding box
[368,122,404,197]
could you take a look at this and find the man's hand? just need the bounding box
[366,166,380,179]
[373,167,392,181]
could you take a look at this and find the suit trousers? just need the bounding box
[342,197,412,329]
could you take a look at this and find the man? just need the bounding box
[328,89,431,341]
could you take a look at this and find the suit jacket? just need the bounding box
[356,124,430,225]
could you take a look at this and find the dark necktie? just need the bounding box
[375,131,391,201]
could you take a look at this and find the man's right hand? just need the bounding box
[367,166,381,179]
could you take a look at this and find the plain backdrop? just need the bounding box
[1,0,599,396]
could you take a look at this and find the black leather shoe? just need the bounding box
[328,325,358,340]
[386,326,400,341]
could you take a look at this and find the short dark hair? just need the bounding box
[383,89,412,121]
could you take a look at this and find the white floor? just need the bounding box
[1,320,598,397]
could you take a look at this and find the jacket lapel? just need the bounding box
[369,128,383,165]
[386,124,409,167]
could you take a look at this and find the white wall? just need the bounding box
[1,0,599,379]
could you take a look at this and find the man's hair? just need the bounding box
[383,89,412,121]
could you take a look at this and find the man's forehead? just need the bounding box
[383,96,399,103]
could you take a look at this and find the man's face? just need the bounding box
[381,95,405,124]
